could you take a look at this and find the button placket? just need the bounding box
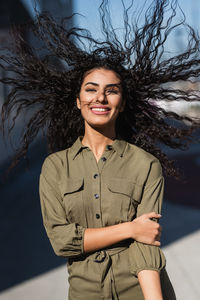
[98,153,109,173]
[95,152,112,223]
[93,176,101,221]
[90,156,102,224]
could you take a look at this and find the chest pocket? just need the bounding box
[106,178,143,222]
[59,178,84,224]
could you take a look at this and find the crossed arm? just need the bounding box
[84,212,163,300]
[40,157,164,300]
[83,160,164,300]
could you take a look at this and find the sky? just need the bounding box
[74,0,200,29]
[22,0,200,57]
[73,0,200,55]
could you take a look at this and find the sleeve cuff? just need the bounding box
[71,224,86,254]
[49,223,86,257]
[128,242,166,277]
[74,225,86,254]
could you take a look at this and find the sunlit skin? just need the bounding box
[76,68,125,135]
[76,68,163,300]
[76,68,125,160]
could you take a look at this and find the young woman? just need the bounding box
[39,65,175,300]
[1,0,200,299]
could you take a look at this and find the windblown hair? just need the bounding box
[1,0,200,177]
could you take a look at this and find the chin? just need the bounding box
[86,120,115,129]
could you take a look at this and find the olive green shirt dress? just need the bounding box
[39,137,176,300]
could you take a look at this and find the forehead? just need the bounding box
[82,68,121,85]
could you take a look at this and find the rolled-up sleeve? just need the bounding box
[129,159,166,276]
[39,156,85,258]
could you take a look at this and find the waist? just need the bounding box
[68,239,131,264]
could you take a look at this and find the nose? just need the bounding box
[96,90,107,103]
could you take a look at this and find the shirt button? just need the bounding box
[94,193,99,199]
[93,173,98,179]
[101,157,107,162]
[96,213,100,219]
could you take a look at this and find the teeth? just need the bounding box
[92,108,108,111]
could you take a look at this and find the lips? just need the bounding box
[91,107,109,112]
[90,105,111,114]
[90,105,110,111]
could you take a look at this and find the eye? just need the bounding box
[105,89,119,95]
[85,88,97,92]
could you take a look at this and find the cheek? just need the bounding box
[79,102,91,119]
[117,96,125,111]
[79,90,95,103]
[113,97,124,111]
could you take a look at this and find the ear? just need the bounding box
[76,97,81,109]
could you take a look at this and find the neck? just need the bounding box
[82,123,116,158]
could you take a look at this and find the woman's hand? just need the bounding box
[83,212,162,253]
[130,212,162,246]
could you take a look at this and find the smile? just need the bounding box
[91,108,110,112]
[90,106,111,115]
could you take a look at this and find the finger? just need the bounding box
[145,212,162,219]
[156,232,161,241]
[155,224,162,232]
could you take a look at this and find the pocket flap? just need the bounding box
[107,178,134,197]
[59,178,84,196]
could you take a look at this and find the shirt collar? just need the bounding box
[69,137,87,160]
[69,136,127,160]
[106,138,127,157]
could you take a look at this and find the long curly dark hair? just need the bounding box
[1,0,200,177]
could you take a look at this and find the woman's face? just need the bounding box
[77,68,124,130]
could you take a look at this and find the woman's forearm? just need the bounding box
[138,270,163,300]
[83,212,161,253]
[83,222,131,252]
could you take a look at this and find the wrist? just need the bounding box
[125,220,137,240]
[121,222,133,239]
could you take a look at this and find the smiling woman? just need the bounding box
[1,0,200,299]
[77,68,124,143]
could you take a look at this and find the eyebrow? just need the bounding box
[84,82,121,88]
